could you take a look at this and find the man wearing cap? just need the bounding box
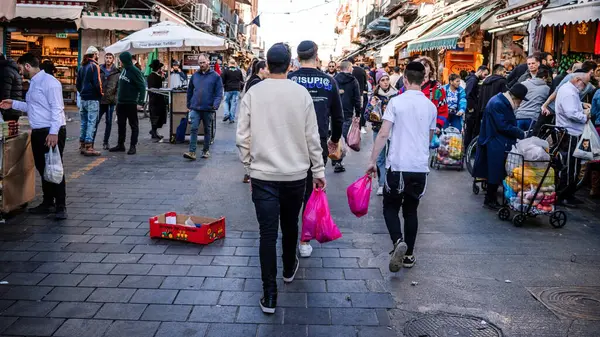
[169,60,188,89]
[76,46,103,156]
[237,43,326,314]
[289,40,343,258]
[473,84,527,210]
[94,52,119,150]
[221,59,244,123]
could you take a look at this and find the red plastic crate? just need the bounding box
[149,212,226,245]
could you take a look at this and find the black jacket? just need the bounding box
[476,75,507,120]
[507,63,528,88]
[0,59,23,120]
[221,66,244,92]
[243,74,262,93]
[334,72,361,119]
[465,73,480,115]
[352,66,367,95]
[288,67,343,142]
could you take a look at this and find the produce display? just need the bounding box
[435,128,463,166]
[504,163,556,215]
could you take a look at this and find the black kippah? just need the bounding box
[297,40,318,59]
[406,62,425,72]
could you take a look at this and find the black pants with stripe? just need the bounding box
[31,127,67,209]
[558,134,581,201]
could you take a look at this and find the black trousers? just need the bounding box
[116,103,139,147]
[360,93,368,127]
[464,116,479,150]
[251,178,306,293]
[558,134,581,200]
[31,127,67,208]
[532,113,555,137]
[383,170,427,256]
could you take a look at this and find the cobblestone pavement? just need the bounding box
[0,111,599,337]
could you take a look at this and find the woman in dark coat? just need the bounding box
[473,84,527,209]
[147,59,167,139]
[0,54,23,121]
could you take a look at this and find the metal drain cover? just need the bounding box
[404,313,503,337]
[528,286,600,320]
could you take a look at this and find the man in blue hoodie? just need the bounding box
[76,46,103,156]
[184,54,223,160]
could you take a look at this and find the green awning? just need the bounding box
[407,6,491,52]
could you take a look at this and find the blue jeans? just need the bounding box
[93,104,114,145]
[80,100,99,143]
[517,119,533,132]
[189,110,213,153]
[373,130,387,187]
[224,91,239,121]
[445,114,463,130]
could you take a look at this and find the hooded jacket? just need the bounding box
[187,68,223,111]
[117,52,146,105]
[221,66,244,92]
[334,72,361,120]
[476,75,507,120]
[0,58,23,120]
[76,58,103,101]
[100,63,120,105]
[465,73,480,114]
[515,77,550,121]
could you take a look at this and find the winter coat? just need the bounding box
[443,84,467,115]
[399,80,448,129]
[147,72,167,128]
[100,63,119,105]
[472,93,525,185]
[76,59,103,101]
[0,59,23,120]
[365,86,398,132]
[476,75,507,121]
[515,78,550,121]
[117,52,146,105]
[352,66,368,95]
[465,73,480,115]
[221,66,243,92]
[187,69,223,111]
[334,72,361,120]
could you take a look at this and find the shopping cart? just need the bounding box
[430,127,464,171]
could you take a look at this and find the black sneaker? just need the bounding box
[283,256,299,283]
[222,116,230,122]
[229,119,235,124]
[103,143,109,150]
[127,146,136,155]
[259,292,277,314]
[334,163,346,173]
[201,150,210,159]
[403,255,416,268]
[389,239,407,272]
[109,145,126,152]
[29,203,55,214]
[55,208,68,220]
[483,200,501,210]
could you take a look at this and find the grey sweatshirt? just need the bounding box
[515,78,550,121]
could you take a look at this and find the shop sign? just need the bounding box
[449,63,475,74]
[182,54,200,70]
[55,33,68,39]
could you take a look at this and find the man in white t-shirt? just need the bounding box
[366,62,436,273]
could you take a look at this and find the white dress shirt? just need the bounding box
[12,70,66,135]
[556,81,587,136]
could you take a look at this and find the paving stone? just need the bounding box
[119,275,165,289]
[63,243,103,252]
[3,317,64,336]
[30,251,73,262]
[343,268,383,280]
[24,233,62,242]
[235,305,284,324]
[43,287,94,302]
[326,280,368,293]
[339,249,373,258]
[284,308,331,325]
[139,254,177,264]
[218,291,261,306]
[164,245,203,255]
[149,264,190,276]
[241,232,259,239]
[212,256,250,266]
[34,262,80,274]
[94,303,147,320]
[160,276,205,290]
[0,300,15,311]
[282,280,327,293]
[114,229,148,236]
[110,263,152,275]
[87,288,136,303]
[57,234,94,243]
[308,293,353,308]
[188,305,238,323]
[298,258,323,268]
[322,258,359,268]
[66,252,107,263]
[2,272,47,285]
[174,290,221,305]
[0,241,34,251]
[101,253,142,263]
[278,292,308,308]
[38,273,85,286]
[130,245,167,254]
[84,228,120,235]
[104,320,160,337]
[130,289,178,304]
[188,266,228,277]
[356,326,397,337]
[95,244,135,253]
[175,255,214,265]
[48,302,102,318]
[89,235,126,244]
[1,285,52,300]
[155,322,208,337]
[1,300,58,317]
[365,280,389,293]
[141,304,192,321]
[0,316,17,333]
[199,246,236,256]
[122,236,157,245]
[225,266,260,278]
[303,268,345,280]
[348,293,395,308]
[258,324,308,337]
[72,263,116,274]
[309,325,357,337]
[310,249,340,258]
[27,242,70,251]
[234,247,259,256]
[222,238,257,247]
[201,277,245,291]
[108,221,144,229]
[79,274,125,287]
[330,308,379,326]
[205,323,258,337]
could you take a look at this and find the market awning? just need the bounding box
[81,12,156,31]
[379,19,439,59]
[408,6,491,52]
[0,0,17,20]
[540,1,600,27]
[15,0,88,20]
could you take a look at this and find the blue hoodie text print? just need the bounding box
[290,76,333,91]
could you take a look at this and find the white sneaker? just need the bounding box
[360,127,367,134]
[299,243,313,258]
[377,186,384,196]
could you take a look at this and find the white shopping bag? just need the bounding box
[573,121,600,161]
[44,146,64,184]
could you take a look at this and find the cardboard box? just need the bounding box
[149,212,225,244]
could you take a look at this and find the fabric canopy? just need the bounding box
[540,2,600,27]
[0,0,17,20]
[15,1,83,20]
[379,19,439,59]
[408,6,491,52]
[81,12,156,31]
[104,21,226,55]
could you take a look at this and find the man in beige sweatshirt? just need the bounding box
[236,43,326,315]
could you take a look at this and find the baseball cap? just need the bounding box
[267,43,291,66]
[509,83,529,101]
[85,46,99,55]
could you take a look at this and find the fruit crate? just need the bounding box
[149,212,226,244]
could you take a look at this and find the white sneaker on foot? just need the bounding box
[299,243,313,258]
[360,127,367,134]
[389,239,408,272]
[377,186,384,196]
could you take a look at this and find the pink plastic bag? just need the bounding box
[301,188,342,244]
[347,174,372,217]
